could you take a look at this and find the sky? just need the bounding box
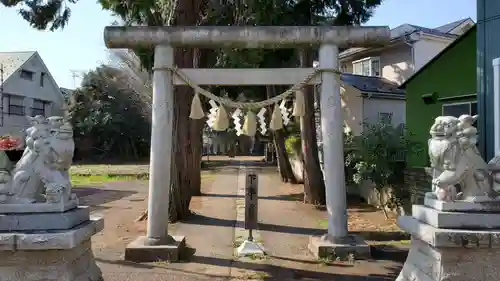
[0,0,477,89]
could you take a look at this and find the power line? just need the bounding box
[476,13,500,25]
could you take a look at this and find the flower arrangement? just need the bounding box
[0,136,23,151]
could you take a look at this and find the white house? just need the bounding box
[338,18,475,130]
[0,51,65,137]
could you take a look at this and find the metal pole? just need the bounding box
[493,58,500,155]
[0,64,4,127]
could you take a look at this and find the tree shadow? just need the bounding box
[96,244,404,280]
[184,213,236,227]
[202,160,276,170]
[190,255,399,280]
[356,231,410,241]
[370,244,409,262]
[261,193,304,201]
[198,193,241,198]
[345,195,382,213]
[74,187,137,207]
[198,193,305,201]
[183,214,408,241]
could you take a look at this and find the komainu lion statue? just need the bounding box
[428,114,500,202]
[0,116,75,204]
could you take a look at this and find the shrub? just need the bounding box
[345,122,423,218]
[285,135,302,158]
[284,120,302,158]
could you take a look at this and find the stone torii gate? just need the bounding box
[104,26,390,261]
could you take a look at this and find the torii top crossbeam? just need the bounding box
[103,26,390,49]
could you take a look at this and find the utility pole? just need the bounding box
[69,69,86,89]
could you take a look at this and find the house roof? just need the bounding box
[0,51,36,83]
[339,18,470,59]
[399,24,476,89]
[341,73,405,95]
[404,24,458,39]
[434,18,471,33]
[60,87,74,97]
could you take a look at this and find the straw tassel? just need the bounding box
[189,93,205,119]
[243,110,257,137]
[269,104,284,131]
[292,90,305,117]
[213,104,229,131]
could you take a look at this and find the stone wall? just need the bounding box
[404,167,432,205]
[289,155,432,213]
[354,166,432,214]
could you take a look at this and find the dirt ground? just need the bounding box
[75,165,407,281]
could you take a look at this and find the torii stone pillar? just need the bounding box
[104,26,390,262]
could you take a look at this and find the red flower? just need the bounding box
[0,136,21,151]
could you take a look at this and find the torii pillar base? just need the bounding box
[308,234,371,260]
[124,235,186,262]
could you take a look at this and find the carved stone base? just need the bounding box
[413,205,500,229]
[0,198,78,214]
[0,216,103,250]
[0,206,89,231]
[396,216,500,281]
[0,239,102,281]
[425,192,500,212]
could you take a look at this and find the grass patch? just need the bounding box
[70,165,215,186]
[70,165,149,176]
[318,218,328,229]
[369,240,411,246]
[240,271,270,280]
[70,174,140,186]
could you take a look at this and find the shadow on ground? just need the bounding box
[74,186,137,207]
[371,245,409,262]
[183,213,409,242]
[202,160,276,170]
[198,193,381,212]
[97,249,403,281]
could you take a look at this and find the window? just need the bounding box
[31,99,47,117]
[6,95,25,116]
[352,57,381,76]
[442,101,477,119]
[378,112,393,124]
[40,72,46,87]
[340,64,347,72]
[371,59,381,76]
[20,69,34,81]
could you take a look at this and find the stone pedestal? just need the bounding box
[124,235,186,262]
[0,202,104,281]
[308,234,371,259]
[396,196,500,281]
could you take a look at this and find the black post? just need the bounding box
[244,172,258,241]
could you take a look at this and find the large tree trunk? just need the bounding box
[168,0,205,222]
[265,85,297,183]
[299,49,326,205]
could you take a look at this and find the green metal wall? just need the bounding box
[477,0,500,161]
[406,28,477,167]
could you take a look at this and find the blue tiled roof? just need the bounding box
[340,73,405,95]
